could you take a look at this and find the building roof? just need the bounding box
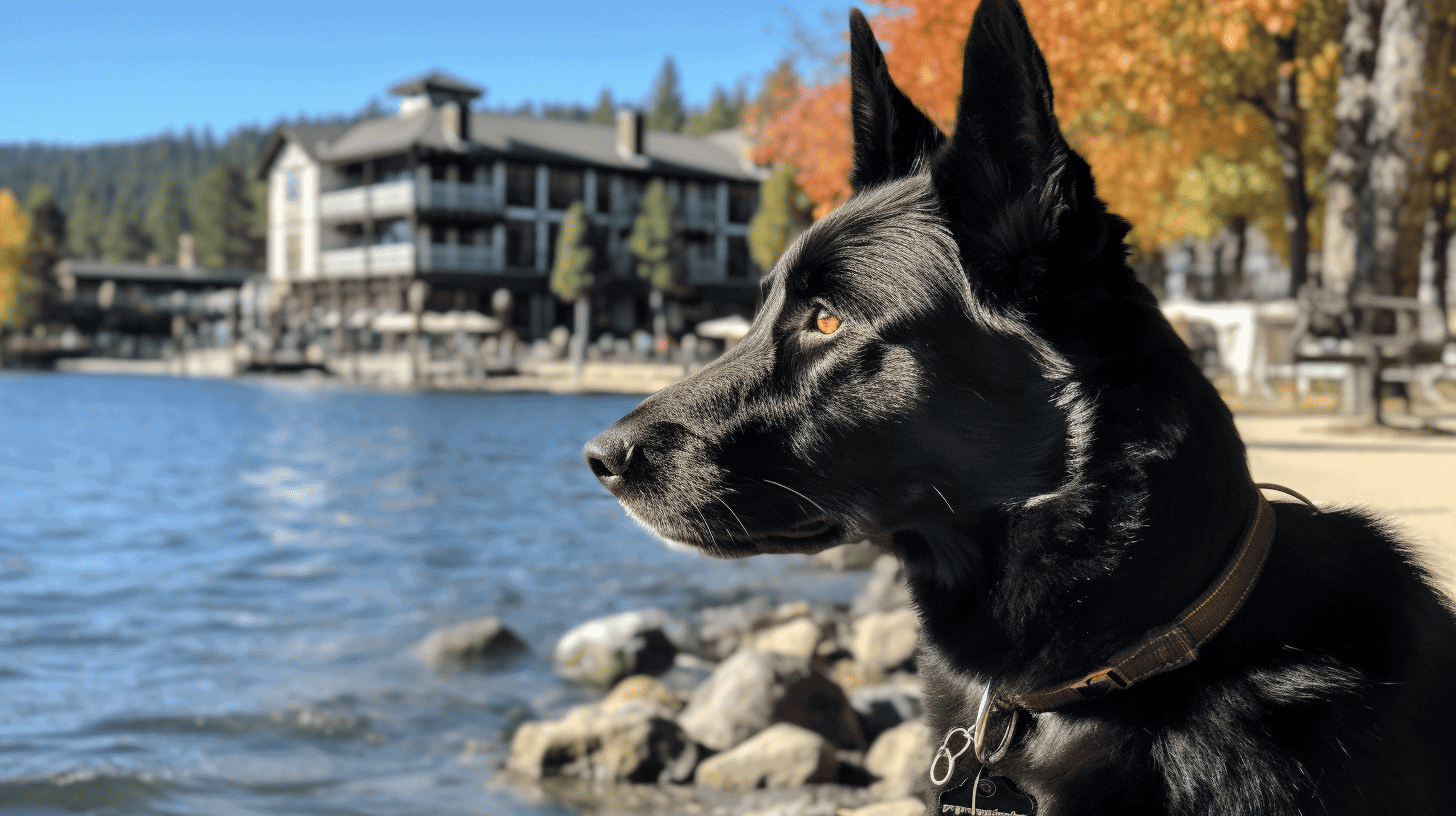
[389,70,483,100]
[254,122,352,180]
[255,96,767,183]
[56,259,254,287]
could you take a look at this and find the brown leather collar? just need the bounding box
[1009,486,1281,712]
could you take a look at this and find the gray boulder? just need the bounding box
[553,608,684,687]
[851,607,919,683]
[507,699,698,784]
[695,723,838,791]
[852,554,911,617]
[865,719,933,800]
[417,617,527,668]
[848,678,924,742]
[678,648,865,753]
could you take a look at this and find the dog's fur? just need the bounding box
[585,1,1456,813]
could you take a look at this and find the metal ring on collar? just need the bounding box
[973,686,1020,766]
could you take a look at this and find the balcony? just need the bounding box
[418,181,499,214]
[421,244,499,274]
[320,180,416,221]
[319,180,500,222]
[319,244,502,277]
[320,244,415,277]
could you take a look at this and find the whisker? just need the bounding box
[714,495,751,539]
[932,485,956,514]
[762,479,831,518]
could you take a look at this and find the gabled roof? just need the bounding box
[389,70,483,100]
[254,122,351,180]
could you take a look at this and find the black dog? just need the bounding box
[586,1,1456,813]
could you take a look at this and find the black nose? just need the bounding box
[584,431,635,492]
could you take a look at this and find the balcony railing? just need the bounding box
[319,180,415,221]
[422,244,499,274]
[320,244,415,277]
[320,244,502,277]
[319,180,500,221]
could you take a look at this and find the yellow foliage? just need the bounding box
[0,188,36,328]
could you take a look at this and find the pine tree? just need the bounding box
[589,88,616,125]
[68,188,103,260]
[748,165,814,271]
[194,162,265,270]
[22,186,67,316]
[628,179,682,353]
[144,176,191,264]
[100,192,149,263]
[550,201,595,376]
[684,86,742,135]
[646,56,686,132]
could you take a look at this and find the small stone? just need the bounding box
[812,540,882,570]
[695,723,838,791]
[748,617,823,657]
[417,617,527,668]
[601,674,683,716]
[864,719,933,800]
[848,679,923,743]
[678,648,865,752]
[507,700,696,784]
[852,554,911,617]
[553,608,682,687]
[837,798,926,816]
[851,607,919,683]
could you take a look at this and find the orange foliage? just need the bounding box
[757,0,1339,251]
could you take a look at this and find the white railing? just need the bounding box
[424,244,498,274]
[319,179,417,220]
[320,244,417,277]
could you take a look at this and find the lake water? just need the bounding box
[0,374,863,815]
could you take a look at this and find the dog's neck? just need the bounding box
[897,324,1257,694]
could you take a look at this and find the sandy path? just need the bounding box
[1236,415,1456,593]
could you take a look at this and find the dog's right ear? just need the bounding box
[849,8,945,193]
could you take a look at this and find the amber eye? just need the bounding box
[814,309,841,335]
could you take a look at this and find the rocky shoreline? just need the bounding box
[423,543,932,816]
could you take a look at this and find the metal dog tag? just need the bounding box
[937,771,1038,816]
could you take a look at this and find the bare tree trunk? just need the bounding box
[570,295,589,379]
[1273,35,1311,295]
[1430,162,1452,314]
[1229,215,1249,299]
[1323,0,1384,298]
[1367,0,1431,296]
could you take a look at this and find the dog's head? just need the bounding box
[586,0,1137,564]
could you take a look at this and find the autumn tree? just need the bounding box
[647,57,686,132]
[628,178,683,352]
[748,164,815,270]
[550,201,595,377]
[757,0,1346,293]
[0,189,37,328]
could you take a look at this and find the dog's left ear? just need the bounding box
[849,8,945,193]
[933,0,1118,303]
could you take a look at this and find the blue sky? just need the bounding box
[3,0,855,144]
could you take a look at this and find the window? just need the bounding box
[459,164,476,184]
[506,163,536,207]
[546,222,560,270]
[728,184,757,224]
[430,163,449,182]
[506,221,536,268]
[375,218,410,245]
[343,163,365,188]
[727,236,753,280]
[285,173,300,201]
[374,155,409,183]
[337,223,366,248]
[595,174,612,214]
[548,167,584,210]
[589,225,610,274]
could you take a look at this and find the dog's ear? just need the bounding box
[933,0,1122,304]
[849,8,945,193]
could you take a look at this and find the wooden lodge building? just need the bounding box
[255,71,768,341]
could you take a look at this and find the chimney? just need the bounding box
[178,233,195,270]
[616,108,644,160]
